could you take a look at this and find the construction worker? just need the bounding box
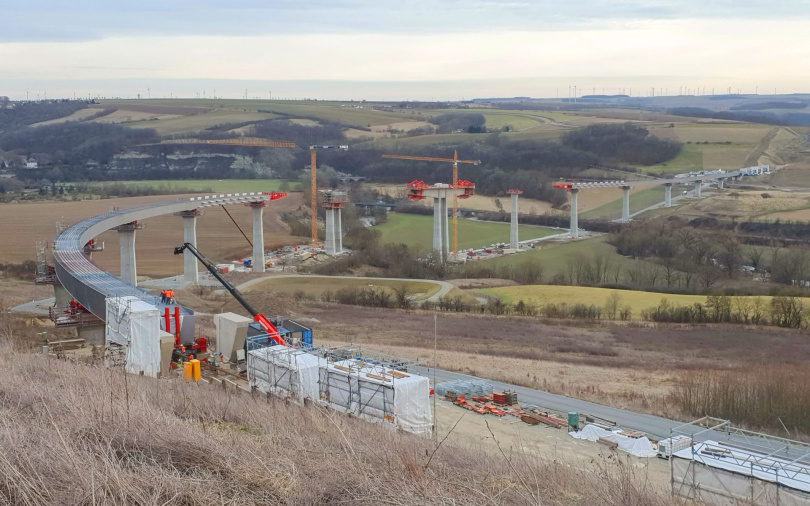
[159,290,167,304]
[166,290,174,304]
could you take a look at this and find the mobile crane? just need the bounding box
[173,242,285,346]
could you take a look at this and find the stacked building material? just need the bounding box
[435,380,494,398]
[492,390,518,406]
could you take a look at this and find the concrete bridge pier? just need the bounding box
[432,197,444,257]
[325,208,336,255]
[115,221,143,286]
[507,190,522,249]
[441,196,450,259]
[569,189,579,239]
[176,210,202,284]
[664,183,673,207]
[695,180,703,198]
[621,186,631,223]
[248,203,266,273]
[718,178,725,189]
[336,208,343,254]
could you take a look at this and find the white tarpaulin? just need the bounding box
[333,360,433,435]
[248,345,324,401]
[105,296,161,377]
[570,424,657,458]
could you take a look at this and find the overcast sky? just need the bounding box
[2,1,809,100]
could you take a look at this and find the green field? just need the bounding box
[127,110,278,135]
[243,276,441,301]
[481,284,810,319]
[373,213,558,251]
[481,113,544,131]
[477,236,649,275]
[101,99,413,129]
[87,179,294,193]
[581,186,666,220]
[640,145,705,174]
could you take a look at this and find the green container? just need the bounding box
[568,412,579,429]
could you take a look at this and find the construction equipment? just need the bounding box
[309,145,349,245]
[382,151,480,260]
[173,242,285,346]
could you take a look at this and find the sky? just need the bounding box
[2,1,809,101]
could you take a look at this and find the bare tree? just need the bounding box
[604,291,622,320]
[747,247,765,271]
[699,267,721,289]
[392,283,412,309]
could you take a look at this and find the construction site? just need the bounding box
[21,153,810,504]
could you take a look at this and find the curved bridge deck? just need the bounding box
[54,193,280,319]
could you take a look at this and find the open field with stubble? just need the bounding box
[85,179,294,194]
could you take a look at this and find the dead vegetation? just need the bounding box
[0,334,672,505]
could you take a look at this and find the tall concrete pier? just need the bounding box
[506,189,522,249]
[115,221,144,286]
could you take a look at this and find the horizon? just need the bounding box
[2,1,809,102]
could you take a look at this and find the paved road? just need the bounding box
[10,297,55,315]
[412,365,680,439]
[414,366,810,458]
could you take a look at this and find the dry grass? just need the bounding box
[0,330,671,505]
[0,192,304,278]
[303,303,810,371]
[676,364,810,436]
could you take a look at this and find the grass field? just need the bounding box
[87,179,294,193]
[373,213,558,251]
[581,186,666,220]
[126,110,278,135]
[640,123,776,174]
[478,236,648,275]
[649,123,773,144]
[640,145,705,173]
[243,276,442,300]
[100,99,412,129]
[481,284,810,318]
[481,113,544,131]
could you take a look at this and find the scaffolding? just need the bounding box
[670,417,810,504]
[308,344,423,372]
[35,241,58,285]
[248,345,323,402]
[320,190,349,209]
[48,303,103,327]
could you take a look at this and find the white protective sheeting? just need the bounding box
[319,362,358,414]
[569,424,657,458]
[106,296,161,377]
[248,345,324,401]
[333,360,433,435]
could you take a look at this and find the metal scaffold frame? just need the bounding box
[670,416,810,504]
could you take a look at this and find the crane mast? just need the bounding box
[309,145,348,246]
